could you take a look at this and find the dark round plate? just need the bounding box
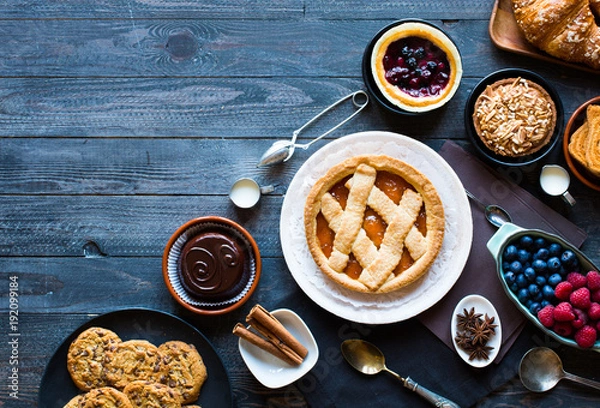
[465,68,564,167]
[362,19,460,116]
[38,308,232,408]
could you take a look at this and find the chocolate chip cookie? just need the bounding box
[105,340,168,389]
[158,341,207,404]
[123,381,182,408]
[67,327,122,391]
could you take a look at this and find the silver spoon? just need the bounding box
[257,90,369,167]
[464,189,512,228]
[519,347,600,393]
[341,339,461,408]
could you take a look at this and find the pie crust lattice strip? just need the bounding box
[304,155,445,294]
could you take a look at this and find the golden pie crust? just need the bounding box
[304,155,445,294]
[371,22,462,113]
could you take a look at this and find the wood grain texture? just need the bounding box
[0,18,581,78]
[0,1,496,19]
[2,1,600,407]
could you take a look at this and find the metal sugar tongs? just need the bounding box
[257,90,369,167]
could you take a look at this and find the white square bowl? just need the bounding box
[238,308,319,388]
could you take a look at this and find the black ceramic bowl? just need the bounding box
[362,19,462,115]
[465,68,563,167]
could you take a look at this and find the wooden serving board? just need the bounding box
[489,0,600,74]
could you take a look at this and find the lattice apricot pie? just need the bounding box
[304,155,445,294]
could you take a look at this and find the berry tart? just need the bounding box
[370,21,462,113]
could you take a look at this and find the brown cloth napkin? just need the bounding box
[418,141,588,362]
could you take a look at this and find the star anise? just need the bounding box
[483,313,498,333]
[456,307,482,331]
[471,318,492,345]
[454,331,474,351]
[468,345,493,361]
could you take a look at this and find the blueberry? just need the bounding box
[533,291,543,302]
[532,259,547,273]
[529,302,542,315]
[547,257,561,273]
[535,275,547,286]
[517,249,531,264]
[534,237,547,249]
[542,284,555,299]
[561,250,577,267]
[524,267,536,282]
[518,235,533,249]
[518,288,530,303]
[516,273,528,288]
[509,261,523,274]
[504,271,516,285]
[406,57,418,68]
[503,245,518,262]
[528,283,540,297]
[426,60,438,71]
[525,299,534,308]
[401,46,413,57]
[534,248,550,261]
[548,273,562,287]
[414,47,426,59]
[509,282,519,293]
[541,300,551,308]
[548,243,563,257]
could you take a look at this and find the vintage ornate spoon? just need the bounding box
[465,189,512,228]
[341,339,461,407]
[519,347,600,393]
[257,90,369,167]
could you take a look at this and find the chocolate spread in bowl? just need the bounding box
[179,231,249,301]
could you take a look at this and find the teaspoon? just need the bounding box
[464,190,512,228]
[519,347,600,393]
[341,339,461,408]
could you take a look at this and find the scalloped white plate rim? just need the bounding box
[238,308,319,389]
[451,294,502,368]
[280,131,473,324]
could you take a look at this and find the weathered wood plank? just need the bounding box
[0,191,598,259]
[0,138,444,195]
[0,75,595,137]
[0,0,496,20]
[0,18,586,80]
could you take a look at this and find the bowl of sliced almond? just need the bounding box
[465,68,563,167]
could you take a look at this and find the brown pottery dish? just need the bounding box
[163,216,261,315]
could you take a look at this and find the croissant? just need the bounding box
[512,0,600,69]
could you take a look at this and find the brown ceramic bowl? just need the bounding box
[162,216,261,315]
[563,95,600,191]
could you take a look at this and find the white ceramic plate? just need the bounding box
[280,131,473,324]
[451,294,502,368]
[238,309,319,389]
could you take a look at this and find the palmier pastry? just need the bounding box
[512,0,600,69]
[304,155,444,294]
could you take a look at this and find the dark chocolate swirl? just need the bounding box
[179,231,246,298]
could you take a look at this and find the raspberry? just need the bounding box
[572,308,588,329]
[588,303,600,320]
[554,281,573,301]
[553,321,573,337]
[553,302,575,321]
[570,287,591,309]
[537,305,555,328]
[574,325,597,348]
[567,272,587,289]
[587,271,600,291]
[592,289,600,303]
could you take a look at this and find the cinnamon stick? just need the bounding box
[246,318,304,365]
[246,304,308,359]
[233,323,300,366]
